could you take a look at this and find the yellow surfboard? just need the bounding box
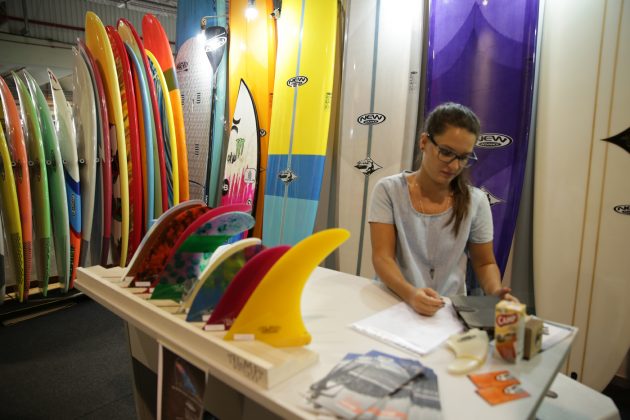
[225,228,349,347]
[228,0,278,238]
[147,50,180,207]
[0,122,24,300]
[262,0,337,246]
[85,11,130,266]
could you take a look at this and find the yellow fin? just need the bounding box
[224,228,349,347]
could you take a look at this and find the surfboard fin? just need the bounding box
[602,126,630,154]
[224,228,350,347]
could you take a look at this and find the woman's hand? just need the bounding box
[493,286,519,303]
[407,287,445,316]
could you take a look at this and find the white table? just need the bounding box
[76,265,579,419]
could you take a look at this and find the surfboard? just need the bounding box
[206,245,289,329]
[117,18,168,216]
[423,0,540,276]
[142,13,189,203]
[201,6,229,207]
[225,228,349,347]
[152,209,254,300]
[48,69,81,288]
[23,70,71,292]
[180,237,261,317]
[220,79,259,211]
[125,43,155,231]
[106,26,144,265]
[337,0,424,278]
[186,241,263,322]
[85,12,130,267]
[13,72,51,297]
[147,50,179,208]
[0,115,24,300]
[175,36,213,202]
[77,39,112,267]
[262,0,337,247]
[0,75,32,300]
[533,0,630,391]
[72,47,98,268]
[227,0,278,238]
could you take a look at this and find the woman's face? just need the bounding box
[420,125,477,185]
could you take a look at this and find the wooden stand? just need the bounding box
[76,265,318,390]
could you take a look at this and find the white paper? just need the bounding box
[351,302,465,355]
[541,321,574,351]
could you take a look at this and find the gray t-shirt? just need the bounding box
[368,172,493,296]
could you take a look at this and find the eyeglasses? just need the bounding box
[427,134,478,168]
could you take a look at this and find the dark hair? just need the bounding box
[423,102,480,236]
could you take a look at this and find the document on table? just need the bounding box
[541,321,574,351]
[351,301,465,355]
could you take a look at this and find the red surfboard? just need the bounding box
[106,26,143,264]
[142,13,189,203]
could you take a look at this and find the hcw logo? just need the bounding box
[476,133,513,149]
[357,113,386,126]
[287,76,308,87]
[496,313,518,327]
[613,205,630,215]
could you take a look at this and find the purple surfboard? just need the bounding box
[424,0,540,274]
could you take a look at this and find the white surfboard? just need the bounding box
[175,36,214,202]
[220,79,259,208]
[533,0,630,391]
[73,47,98,267]
[336,0,423,278]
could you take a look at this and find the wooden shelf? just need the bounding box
[76,265,318,390]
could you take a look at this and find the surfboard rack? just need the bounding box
[76,265,318,389]
[0,282,84,323]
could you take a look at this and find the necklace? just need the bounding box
[407,176,452,279]
[408,177,452,215]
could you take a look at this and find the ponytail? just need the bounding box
[423,102,480,236]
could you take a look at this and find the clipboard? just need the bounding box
[449,295,500,334]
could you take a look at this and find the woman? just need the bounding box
[369,102,515,316]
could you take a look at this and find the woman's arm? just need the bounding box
[370,222,444,315]
[468,241,516,301]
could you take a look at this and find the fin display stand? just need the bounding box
[76,265,317,390]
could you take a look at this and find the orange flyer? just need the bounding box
[468,370,520,389]
[476,383,530,406]
[468,370,529,406]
